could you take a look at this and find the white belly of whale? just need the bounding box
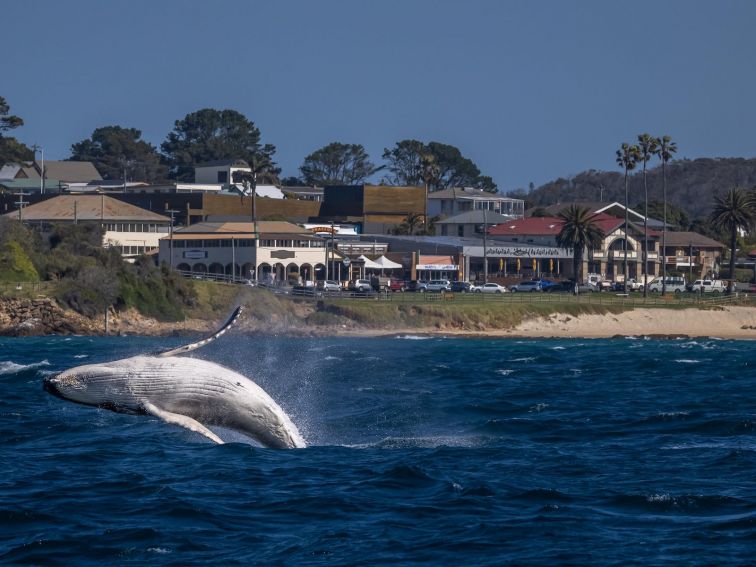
[49,355,306,449]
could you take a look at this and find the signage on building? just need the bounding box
[184,250,208,259]
[271,250,296,259]
[416,264,458,271]
[484,246,570,258]
[309,226,336,234]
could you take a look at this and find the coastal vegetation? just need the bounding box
[0,218,196,320]
[709,187,756,292]
[555,205,605,290]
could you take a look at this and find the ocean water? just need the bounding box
[1,335,755,565]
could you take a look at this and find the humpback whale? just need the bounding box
[43,307,306,449]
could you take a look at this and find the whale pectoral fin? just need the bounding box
[157,306,243,358]
[143,402,225,445]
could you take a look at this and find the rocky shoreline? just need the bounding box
[1,297,754,340]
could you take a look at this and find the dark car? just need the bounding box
[408,280,428,292]
[450,281,473,293]
[544,281,595,293]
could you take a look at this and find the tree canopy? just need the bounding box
[160,108,278,182]
[299,142,378,186]
[0,96,33,164]
[382,140,497,193]
[69,125,167,182]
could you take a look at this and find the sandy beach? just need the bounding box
[495,306,756,340]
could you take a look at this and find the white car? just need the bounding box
[475,282,508,294]
[349,279,372,292]
[318,280,341,292]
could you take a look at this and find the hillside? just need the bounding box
[527,157,756,220]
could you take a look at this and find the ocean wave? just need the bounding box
[0,360,50,375]
[675,359,700,363]
[395,335,432,340]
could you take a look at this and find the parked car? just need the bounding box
[317,279,342,292]
[624,278,644,292]
[648,276,686,293]
[388,279,407,292]
[544,281,596,293]
[349,278,372,292]
[689,279,726,293]
[476,282,509,294]
[510,281,543,292]
[450,281,473,293]
[426,279,452,292]
[408,280,428,292]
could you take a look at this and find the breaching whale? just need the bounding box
[43,307,306,449]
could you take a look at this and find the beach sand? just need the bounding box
[493,306,756,340]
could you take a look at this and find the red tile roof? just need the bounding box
[489,213,624,236]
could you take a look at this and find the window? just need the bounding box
[458,225,464,237]
[217,171,228,183]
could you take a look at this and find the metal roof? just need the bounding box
[5,195,170,222]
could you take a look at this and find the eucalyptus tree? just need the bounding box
[0,95,33,163]
[653,135,677,295]
[709,187,756,293]
[555,205,606,294]
[300,142,379,186]
[637,133,659,297]
[616,143,641,292]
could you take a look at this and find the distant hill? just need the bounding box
[526,157,756,220]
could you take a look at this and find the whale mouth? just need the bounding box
[43,376,65,399]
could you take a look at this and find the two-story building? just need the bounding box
[158,220,328,284]
[427,187,525,220]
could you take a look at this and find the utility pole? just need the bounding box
[167,209,179,270]
[330,221,336,282]
[14,191,26,220]
[40,148,45,195]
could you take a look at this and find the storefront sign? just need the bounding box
[484,246,570,258]
[416,264,458,271]
[309,226,336,234]
[183,250,207,259]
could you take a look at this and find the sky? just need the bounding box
[4,0,756,192]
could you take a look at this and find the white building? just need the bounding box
[159,220,330,284]
[427,187,525,219]
[3,194,171,260]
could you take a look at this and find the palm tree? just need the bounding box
[616,143,641,292]
[709,187,756,294]
[653,135,677,295]
[555,205,606,294]
[637,134,659,297]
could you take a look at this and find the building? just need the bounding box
[488,213,661,281]
[660,231,725,278]
[282,186,324,202]
[318,184,425,233]
[13,160,102,187]
[531,201,665,229]
[194,159,252,185]
[158,220,328,284]
[435,210,514,238]
[427,187,525,220]
[4,194,171,259]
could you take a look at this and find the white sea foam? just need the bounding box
[551,346,566,350]
[511,357,536,362]
[529,403,549,412]
[324,355,341,361]
[496,369,514,376]
[0,360,50,375]
[675,359,700,364]
[73,354,88,359]
[396,335,431,340]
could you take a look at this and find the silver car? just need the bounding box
[426,279,452,292]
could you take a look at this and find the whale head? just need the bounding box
[43,362,135,410]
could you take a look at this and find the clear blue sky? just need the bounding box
[4,0,756,191]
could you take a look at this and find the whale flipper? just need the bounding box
[143,401,225,444]
[157,306,243,358]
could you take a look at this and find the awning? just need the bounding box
[373,255,402,269]
[356,255,383,269]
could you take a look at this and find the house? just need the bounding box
[435,210,514,238]
[427,187,524,220]
[281,185,324,202]
[194,159,252,185]
[4,194,170,259]
[158,220,328,284]
[659,231,725,277]
[14,160,102,184]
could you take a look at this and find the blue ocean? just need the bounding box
[1,335,755,565]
